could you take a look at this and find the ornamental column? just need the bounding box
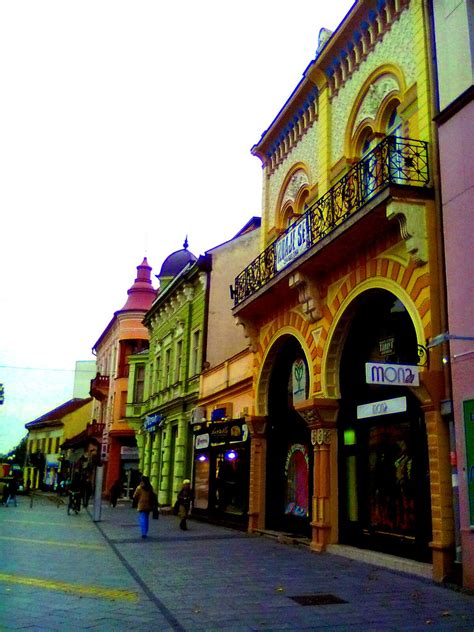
[295,397,339,552]
[245,416,267,532]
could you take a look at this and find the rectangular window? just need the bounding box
[191,330,201,375]
[164,348,171,387]
[154,356,161,392]
[135,364,145,402]
[175,340,183,382]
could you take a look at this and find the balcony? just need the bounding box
[89,373,110,401]
[233,136,429,308]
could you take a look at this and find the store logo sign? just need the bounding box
[195,433,210,449]
[275,216,310,272]
[365,362,419,386]
[357,396,407,419]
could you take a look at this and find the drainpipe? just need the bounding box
[424,0,462,570]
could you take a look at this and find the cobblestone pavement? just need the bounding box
[0,494,473,631]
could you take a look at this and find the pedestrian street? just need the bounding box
[0,494,473,631]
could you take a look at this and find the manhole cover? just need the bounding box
[290,594,348,606]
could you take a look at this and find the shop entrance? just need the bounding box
[338,290,432,561]
[266,336,312,537]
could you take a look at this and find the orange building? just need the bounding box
[90,258,156,496]
[232,0,454,582]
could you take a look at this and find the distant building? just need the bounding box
[24,398,93,490]
[73,361,96,398]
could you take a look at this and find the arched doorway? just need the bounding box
[266,335,312,537]
[338,289,432,561]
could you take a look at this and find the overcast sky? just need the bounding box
[0,0,354,454]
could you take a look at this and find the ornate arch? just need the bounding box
[275,163,311,230]
[344,63,407,158]
[322,273,429,400]
[255,323,314,417]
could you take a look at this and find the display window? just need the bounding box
[193,420,250,525]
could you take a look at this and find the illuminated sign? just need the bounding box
[365,362,420,386]
[357,396,407,419]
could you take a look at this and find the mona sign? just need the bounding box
[365,362,420,386]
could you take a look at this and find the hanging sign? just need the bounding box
[365,362,420,386]
[144,414,164,431]
[357,396,407,419]
[275,216,310,272]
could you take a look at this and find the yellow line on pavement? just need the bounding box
[0,572,138,601]
[0,535,105,550]
[1,519,90,529]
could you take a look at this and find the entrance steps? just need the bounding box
[253,529,432,580]
[327,544,433,580]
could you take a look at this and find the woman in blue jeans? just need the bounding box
[132,475,154,538]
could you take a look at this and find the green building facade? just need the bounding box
[126,246,210,506]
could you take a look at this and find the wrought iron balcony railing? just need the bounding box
[233,136,429,307]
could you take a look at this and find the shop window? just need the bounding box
[194,454,210,510]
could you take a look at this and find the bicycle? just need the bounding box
[67,491,81,515]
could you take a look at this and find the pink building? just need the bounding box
[431,0,474,590]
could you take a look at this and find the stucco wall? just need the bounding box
[206,228,260,368]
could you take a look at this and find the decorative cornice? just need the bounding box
[320,0,409,99]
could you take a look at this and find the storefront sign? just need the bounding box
[209,421,247,445]
[357,396,407,419]
[194,421,248,447]
[195,433,210,450]
[120,447,139,459]
[365,362,420,386]
[144,414,164,431]
[275,216,310,272]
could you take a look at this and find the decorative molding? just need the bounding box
[236,316,259,352]
[288,272,322,323]
[354,74,399,129]
[386,200,428,265]
[282,169,309,207]
[311,428,332,446]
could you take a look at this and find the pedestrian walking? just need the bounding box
[82,476,93,508]
[5,478,19,507]
[109,479,122,508]
[132,475,154,538]
[175,478,194,531]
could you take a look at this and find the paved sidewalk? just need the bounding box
[0,494,473,631]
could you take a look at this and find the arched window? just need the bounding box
[360,129,379,198]
[385,104,403,183]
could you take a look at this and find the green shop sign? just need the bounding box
[464,399,474,525]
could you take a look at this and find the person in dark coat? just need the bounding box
[110,479,122,508]
[176,479,194,531]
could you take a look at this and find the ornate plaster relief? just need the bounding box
[386,199,428,265]
[331,9,416,162]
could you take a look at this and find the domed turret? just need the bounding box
[157,238,197,288]
[119,257,157,312]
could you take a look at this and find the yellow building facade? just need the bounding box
[233,0,454,582]
[24,398,93,490]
